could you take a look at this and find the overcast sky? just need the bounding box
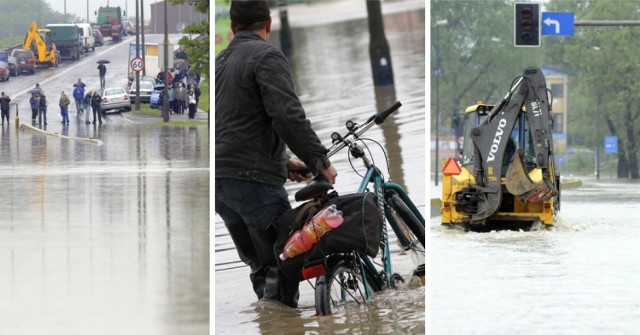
[46,0,155,23]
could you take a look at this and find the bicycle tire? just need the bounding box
[314,256,380,316]
[385,191,425,264]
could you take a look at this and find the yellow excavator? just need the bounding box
[23,22,59,68]
[441,67,560,231]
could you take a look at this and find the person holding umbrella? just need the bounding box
[97,60,109,90]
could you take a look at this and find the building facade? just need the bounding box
[150,1,208,34]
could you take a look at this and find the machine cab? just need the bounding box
[460,103,537,176]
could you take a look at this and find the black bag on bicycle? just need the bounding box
[273,192,384,282]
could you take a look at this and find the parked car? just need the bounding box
[92,29,105,46]
[127,76,156,91]
[0,62,10,82]
[0,51,17,77]
[129,80,155,103]
[7,56,18,76]
[10,49,36,74]
[100,87,131,112]
[150,84,174,110]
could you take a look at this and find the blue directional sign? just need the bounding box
[541,12,574,36]
[604,136,618,154]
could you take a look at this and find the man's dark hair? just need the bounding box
[234,21,268,32]
[230,0,270,31]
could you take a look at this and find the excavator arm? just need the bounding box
[468,67,558,222]
[23,22,57,66]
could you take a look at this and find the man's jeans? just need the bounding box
[215,177,300,307]
[75,98,83,113]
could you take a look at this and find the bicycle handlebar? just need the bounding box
[369,101,402,125]
[326,101,402,158]
[294,101,402,201]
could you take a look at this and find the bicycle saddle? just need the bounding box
[295,175,333,201]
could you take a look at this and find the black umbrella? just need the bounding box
[97,60,110,64]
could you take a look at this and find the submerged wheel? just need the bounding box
[386,191,425,266]
[314,256,380,316]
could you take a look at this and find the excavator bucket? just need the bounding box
[505,148,554,203]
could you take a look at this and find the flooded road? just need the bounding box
[431,178,640,333]
[214,1,425,334]
[0,35,209,334]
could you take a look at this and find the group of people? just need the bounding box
[72,79,105,124]
[155,79,201,120]
[23,79,104,127]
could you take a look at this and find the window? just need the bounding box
[551,83,564,98]
[553,113,563,133]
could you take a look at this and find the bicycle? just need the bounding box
[293,101,425,316]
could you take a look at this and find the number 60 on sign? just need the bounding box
[130,57,144,72]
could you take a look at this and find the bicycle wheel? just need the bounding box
[385,191,425,266]
[314,256,380,316]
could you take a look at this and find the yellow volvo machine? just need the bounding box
[441,67,560,231]
[23,22,59,68]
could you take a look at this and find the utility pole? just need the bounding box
[141,0,146,76]
[434,19,448,186]
[162,0,170,122]
[135,0,140,110]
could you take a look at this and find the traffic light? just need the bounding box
[514,2,541,47]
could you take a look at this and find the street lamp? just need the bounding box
[593,45,601,179]
[434,19,448,186]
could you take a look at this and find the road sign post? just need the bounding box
[541,12,575,36]
[604,136,618,154]
[130,57,145,73]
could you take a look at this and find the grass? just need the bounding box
[199,80,209,112]
[130,103,208,126]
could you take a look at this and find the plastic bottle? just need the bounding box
[280,205,344,260]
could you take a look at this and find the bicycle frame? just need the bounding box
[354,162,425,299]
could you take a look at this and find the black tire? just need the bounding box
[314,256,381,316]
[385,191,425,265]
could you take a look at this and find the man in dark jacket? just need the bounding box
[38,90,47,125]
[90,91,102,124]
[0,92,10,125]
[215,0,337,308]
[29,93,39,123]
[97,63,107,89]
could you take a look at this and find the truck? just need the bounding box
[46,24,84,60]
[95,6,126,42]
[441,67,560,232]
[23,22,59,68]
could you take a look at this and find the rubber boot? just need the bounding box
[224,221,267,300]
[247,224,300,308]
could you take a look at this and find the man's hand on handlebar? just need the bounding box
[319,165,338,185]
[287,158,312,182]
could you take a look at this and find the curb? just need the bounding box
[20,123,103,145]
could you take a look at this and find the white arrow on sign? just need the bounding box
[544,17,560,34]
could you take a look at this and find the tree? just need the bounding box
[545,0,640,178]
[169,0,209,76]
[431,0,544,139]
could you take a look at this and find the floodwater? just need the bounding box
[0,60,210,335]
[214,3,425,335]
[431,178,640,334]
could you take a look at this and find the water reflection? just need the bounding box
[0,123,209,334]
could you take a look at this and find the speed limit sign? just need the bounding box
[130,57,144,72]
